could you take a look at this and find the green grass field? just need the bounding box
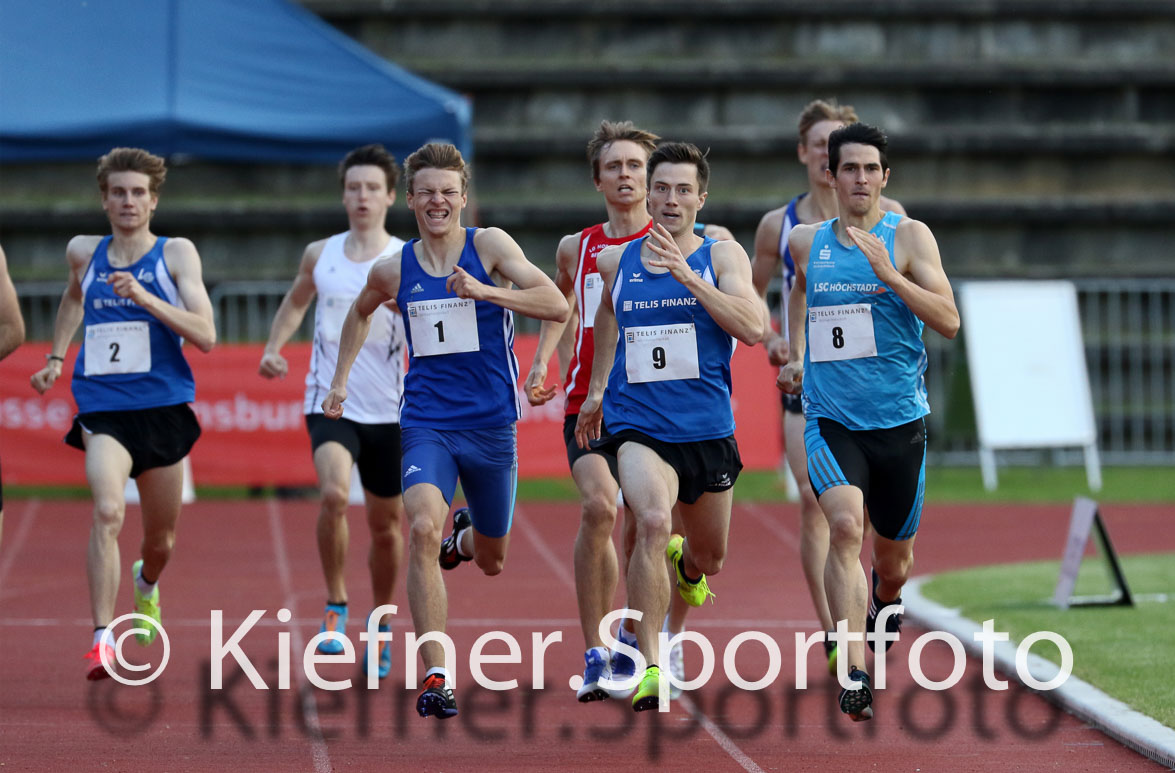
[921,553,1175,729]
[10,465,1175,503]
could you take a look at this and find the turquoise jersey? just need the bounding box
[603,236,735,442]
[396,228,520,430]
[802,212,929,430]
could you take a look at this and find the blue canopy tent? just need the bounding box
[0,0,471,163]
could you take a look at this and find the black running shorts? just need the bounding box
[606,429,742,505]
[305,414,403,498]
[66,403,202,479]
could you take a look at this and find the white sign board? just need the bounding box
[959,281,1101,491]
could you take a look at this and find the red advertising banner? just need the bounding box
[0,338,782,486]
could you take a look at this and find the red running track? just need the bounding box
[0,498,1169,772]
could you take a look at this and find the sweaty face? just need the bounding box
[594,139,648,205]
[407,168,466,236]
[343,165,394,226]
[646,162,706,237]
[102,171,157,230]
[798,119,845,188]
[828,143,889,217]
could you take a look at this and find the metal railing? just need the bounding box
[14,278,1175,464]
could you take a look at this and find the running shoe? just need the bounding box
[317,603,348,655]
[131,559,160,646]
[84,642,115,681]
[866,569,902,652]
[606,627,638,698]
[666,534,715,606]
[631,666,663,712]
[439,507,473,570]
[576,648,612,702]
[838,666,874,721]
[416,674,458,719]
[362,622,392,679]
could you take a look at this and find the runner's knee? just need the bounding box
[319,483,349,516]
[92,498,125,533]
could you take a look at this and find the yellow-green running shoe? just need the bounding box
[631,666,663,712]
[666,534,715,606]
[131,559,160,646]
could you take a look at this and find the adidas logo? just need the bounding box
[405,464,422,476]
[410,283,425,294]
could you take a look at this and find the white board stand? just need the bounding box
[960,281,1102,492]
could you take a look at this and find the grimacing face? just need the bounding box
[407,168,467,236]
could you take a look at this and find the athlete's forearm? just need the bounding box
[585,303,617,402]
[482,283,570,322]
[682,274,763,345]
[139,294,216,352]
[885,272,960,339]
[48,287,85,358]
[786,281,807,363]
[329,302,372,390]
[264,292,312,355]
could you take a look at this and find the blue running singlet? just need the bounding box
[71,236,195,413]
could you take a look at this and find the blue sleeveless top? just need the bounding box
[72,236,195,413]
[802,212,929,430]
[396,228,520,429]
[603,236,735,442]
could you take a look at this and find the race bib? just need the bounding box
[84,321,151,376]
[319,294,352,344]
[624,323,699,383]
[582,272,603,329]
[808,303,877,362]
[407,298,479,356]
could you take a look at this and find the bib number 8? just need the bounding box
[832,326,844,349]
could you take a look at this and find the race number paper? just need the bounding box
[84,321,151,376]
[321,295,391,346]
[407,298,479,356]
[808,303,877,362]
[582,273,603,329]
[624,323,699,383]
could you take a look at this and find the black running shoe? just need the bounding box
[866,569,902,652]
[838,666,873,721]
[439,508,473,570]
[416,674,459,719]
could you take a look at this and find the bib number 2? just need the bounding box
[84,321,151,376]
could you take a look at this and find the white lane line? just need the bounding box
[739,501,802,553]
[514,503,766,773]
[512,506,575,589]
[267,498,332,773]
[0,499,41,594]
